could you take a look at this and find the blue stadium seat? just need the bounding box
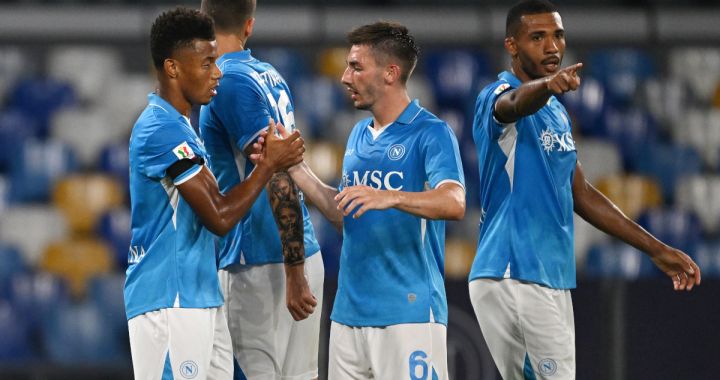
[601,107,658,170]
[8,139,77,203]
[6,78,77,138]
[88,273,128,353]
[9,272,70,331]
[99,141,130,188]
[423,49,492,112]
[97,208,131,269]
[294,75,346,138]
[0,301,34,361]
[694,240,720,278]
[558,76,606,136]
[252,47,310,88]
[0,109,40,172]
[584,241,660,279]
[0,244,26,300]
[633,143,702,202]
[637,207,702,256]
[588,49,657,107]
[43,301,122,364]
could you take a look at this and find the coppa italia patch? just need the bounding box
[173,141,196,160]
[494,83,511,95]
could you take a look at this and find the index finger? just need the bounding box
[563,62,583,74]
[266,118,277,136]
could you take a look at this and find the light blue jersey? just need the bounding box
[331,100,465,327]
[470,71,577,290]
[125,93,223,320]
[199,50,320,268]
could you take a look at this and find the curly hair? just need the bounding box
[150,7,215,69]
[347,21,419,84]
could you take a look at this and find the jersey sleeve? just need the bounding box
[421,122,465,191]
[213,73,274,152]
[473,81,514,140]
[138,120,203,182]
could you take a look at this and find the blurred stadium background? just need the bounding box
[0,0,719,379]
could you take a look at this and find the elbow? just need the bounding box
[444,198,466,221]
[203,217,233,237]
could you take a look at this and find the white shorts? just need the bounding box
[328,321,449,380]
[128,306,233,380]
[219,252,324,380]
[469,278,575,380]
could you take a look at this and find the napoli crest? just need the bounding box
[388,144,406,160]
[538,358,558,376]
[179,360,199,379]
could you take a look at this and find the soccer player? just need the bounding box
[279,22,465,379]
[125,8,304,380]
[198,1,323,379]
[469,1,702,378]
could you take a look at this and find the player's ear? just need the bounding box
[504,36,517,58]
[385,64,400,85]
[245,17,255,39]
[164,58,179,79]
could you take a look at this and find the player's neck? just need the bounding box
[216,33,247,56]
[156,83,191,118]
[371,89,411,129]
[510,60,533,83]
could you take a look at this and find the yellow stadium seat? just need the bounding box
[52,174,124,234]
[40,237,114,298]
[445,238,476,280]
[317,47,348,79]
[594,175,663,221]
[305,141,344,183]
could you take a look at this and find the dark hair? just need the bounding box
[150,7,215,69]
[506,0,558,37]
[347,21,419,84]
[201,0,256,33]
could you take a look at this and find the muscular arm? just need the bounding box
[336,182,465,221]
[266,171,305,266]
[288,161,343,231]
[572,160,701,290]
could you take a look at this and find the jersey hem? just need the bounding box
[330,316,448,327]
[125,300,223,321]
[218,248,321,270]
[468,272,576,290]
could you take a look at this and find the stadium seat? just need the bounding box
[407,75,437,113]
[39,237,114,298]
[52,174,124,235]
[574,215,610,269]
[594,175,663,221]
[0,47,25,104]
[601,106,658,170]
[294,75,347,138]
[99,141,130,189]
[6,77,77,138]
[304,141,344,184]
[0,301,33,361]
[673,108,720,170]
[47,46,122,102]
[669,47,720,103]
[675,175,720,235]
[0,109,40,172]
[43,301,122,364]
[423,49,492,111]
[88,274,127,346]
[97,73,152,135]
[584,241,660,279]
[0,205,68,266]
[559,76,606,136]
[575,138,622,183]
[633,143,702,202]
[316,46,349,80]
[637,207,702,256]
[588,49,657,106]
[642,77,689,134]
[694,240,720,278]
[9,271,70,331]
[51,108,129,168]
[8,139,78,203]
[0,244,26,300]
[253,47,310,87]
[97,208,131,268]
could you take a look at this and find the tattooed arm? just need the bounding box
[267,172,318,320]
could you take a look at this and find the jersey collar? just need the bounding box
[395,99,423,125]
[498,71,523,88]
[217,49,254,68]
[147,93,192,127]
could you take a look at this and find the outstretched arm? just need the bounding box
[572,160,701,291]
[335,182,465,221]
[495,63,582,123]
[288,162,343,231]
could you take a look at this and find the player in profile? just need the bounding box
[198,0,323,379]
[275,21,465,379]
[469,1,702,378]
[125,7,304,380]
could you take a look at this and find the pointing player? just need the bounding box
[125,8,303,380]
[274,21,465,379]
[199,0,323,378]
[469,1,701,378]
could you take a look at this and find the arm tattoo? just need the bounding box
[268,171,305,265]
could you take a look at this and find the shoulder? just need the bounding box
[415,109,455,137]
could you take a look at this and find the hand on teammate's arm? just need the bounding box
[495,63,582,123]
[571,161,701,291]
[335,182,465,220]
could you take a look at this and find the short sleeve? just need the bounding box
[473,81,514,141]
[421,122,465,191]
[213,73,274,152]
[138,121,203,180]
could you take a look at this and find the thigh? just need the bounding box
[128,309,170,380]
[468,279,527,380]
[207,308,234,380]
[518,283,575,380]
[366,323,449,380]
[328,322,372,380]
[223,263,284,379]
[281,253,325,379]
[167,308,220,380]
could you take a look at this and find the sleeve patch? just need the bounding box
[493,83,511,95]
[173,141,196,160]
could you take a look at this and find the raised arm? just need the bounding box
[572,160,701,291]
[176,121,304,237]
[495,63,582,123]
[288,162,343,231]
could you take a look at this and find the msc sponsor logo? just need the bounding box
[342,170,404,190]
[538,358,558,376]
[179,360,199,379]
[539,128,575,154]
[388,144,406,160]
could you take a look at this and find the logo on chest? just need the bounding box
[342,170,404,191]
[539,128,575,154]
[388,144,406,160]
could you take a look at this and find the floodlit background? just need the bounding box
[0,0,719,379]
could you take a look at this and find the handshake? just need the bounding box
[251,119,305,171]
